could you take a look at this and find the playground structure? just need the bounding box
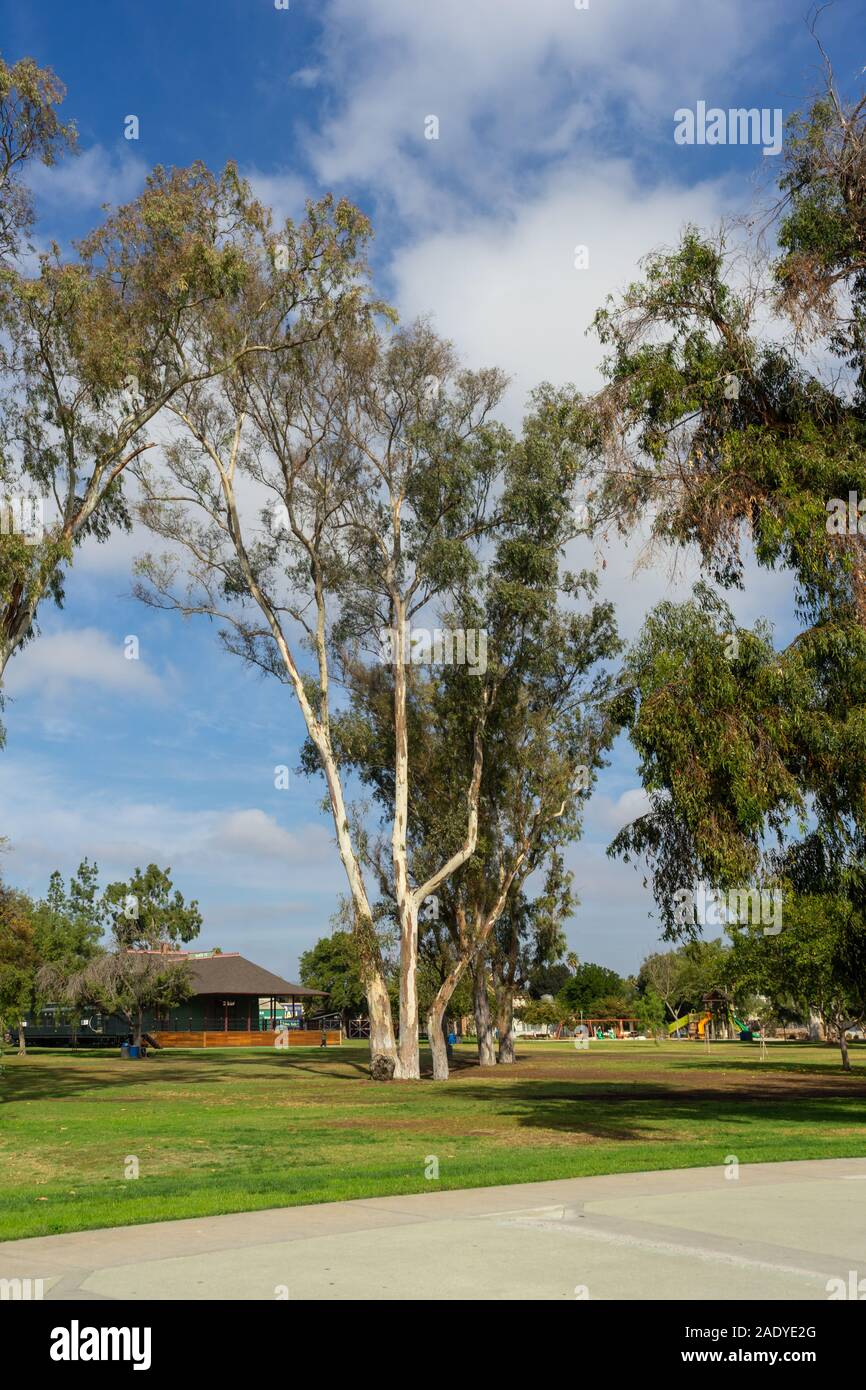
[667,991,755,1041]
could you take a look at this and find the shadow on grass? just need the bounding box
[0,1045,373,1102]
[448,1080,866,1142]
[671,1054,865,1080]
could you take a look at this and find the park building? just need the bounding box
[15,949,339,1049]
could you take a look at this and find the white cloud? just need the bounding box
[291,67,321,89]
[207,808,332,863]
[5,627,164,700]
[26,144,147,211]
[391,159,737,422]
[589,786,653,834]
[305,0,783,220]
[0,761,335,901]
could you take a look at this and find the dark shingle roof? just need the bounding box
[186,954,325,998]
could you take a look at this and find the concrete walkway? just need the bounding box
[2,1157,865,1300]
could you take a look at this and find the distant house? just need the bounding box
[137,950,326,1033]
[18,950,332,1048]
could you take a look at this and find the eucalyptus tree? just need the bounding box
[299,387,621,1079]
[0,55,76,267]
[414,391,620,1080]
[1,53,363,710]
[134,316,508,1078]
[574,74,866,950]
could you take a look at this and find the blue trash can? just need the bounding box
[120,1042,130,1059]
[128,1044,140,1059]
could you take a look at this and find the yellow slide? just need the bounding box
[696,1012,712,1037]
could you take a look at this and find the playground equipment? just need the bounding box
[666,1011,711,1038]
[667,1004,753,1041]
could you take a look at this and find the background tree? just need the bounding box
[101,863,202,951]
[0,882,36,1053]
[724,842,866,1070]
[557,961,626,1016]
[32,859,103,1045]
[32,859,102,967]
[70,950,193,1050]
[526,959,573,1000]
[56,863,200,1048]
[514,997,570,1033]
[638,949,689,1023]
[634,987,666,1040]
[299,929,368,1032]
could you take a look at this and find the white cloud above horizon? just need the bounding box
[26,143,147,211]
[4,627,166,701]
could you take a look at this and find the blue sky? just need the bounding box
[2,0,863,979]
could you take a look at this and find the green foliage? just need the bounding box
[724,888,866,1056]
[515,998,566,1028]
[0,53,77,264]
[31,859,102,971]
[101,864,202,951]
[0,882,36,1028]
[579,79,866,974]
[299,931,368,1021]
[526,961,572,1000]
[558,961,626,1015]
[635,988,666,1037]
[638,941,728,1017]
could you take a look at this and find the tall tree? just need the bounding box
[574,71,866,978]
[134,317,509,1078]
[1,64,364,713]
[32,858,102,968]
[300,387,620,1078]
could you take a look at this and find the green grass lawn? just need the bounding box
[1,1039,865,1241]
